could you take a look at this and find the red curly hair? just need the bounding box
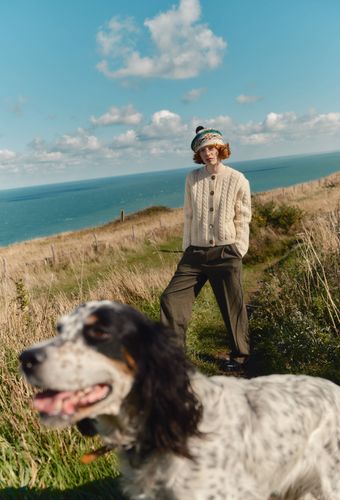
[193,143,231,165]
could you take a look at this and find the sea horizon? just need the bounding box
[1,150,339,248]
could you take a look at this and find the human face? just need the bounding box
[199,145,219,167]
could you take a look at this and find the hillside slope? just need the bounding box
[0,171,338,497]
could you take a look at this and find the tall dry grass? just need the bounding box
[1,177,339,493]
[250,208,340,378]
[0,207,181,314]
[297,211,340,331]
[0,208,180,492]
[0,207,182,278]
[255,171,339,213]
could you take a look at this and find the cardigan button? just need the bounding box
[210,190,214,195]
[209,207,214,212]
[209,224,214,229]
[211,175,216,180]
[209,239,214,244]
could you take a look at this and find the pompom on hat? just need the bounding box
[191,126,225,153]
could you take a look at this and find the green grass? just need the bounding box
[1,479,124,499]
[249,235,339,380]
[187,285,229,375]
[3,201,324,498]
[0,233,185,498]
[0,348,122,497]
[1,245,241,498]
[31,237,183,303]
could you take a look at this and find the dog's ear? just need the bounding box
[125,320,202,459]
[76,418,98,437]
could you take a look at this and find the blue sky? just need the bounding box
[1,0,340,188]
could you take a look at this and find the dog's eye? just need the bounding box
[84,326,111,342]
[56,323,63,334]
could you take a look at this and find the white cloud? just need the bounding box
[113,129,138,147]
[263,111,296,131]
[141,110,187,139]
[239,133,275,145]
[61,109,340,160]
[3,109,340,187]
[56,129,101,152]
[29,137,46,151]
[236,111,340,145]
[200,115,234,131]
[96,17,138,57]
[96,0,226,80]
[307,112,340,132]
[33,151,64,162]
[191,111,340,148]
[182,87,206,102]
[0,149,16,161]
[91,105,142,127]
[27,129,118,166]
[236,94,262,104]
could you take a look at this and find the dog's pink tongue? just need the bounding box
[33,385,110,415]
[33,390,74,414]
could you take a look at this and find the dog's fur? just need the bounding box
[20,301,340,500]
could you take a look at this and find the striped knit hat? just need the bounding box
[191,126,225,153]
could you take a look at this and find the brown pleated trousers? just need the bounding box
[160,244,249,360]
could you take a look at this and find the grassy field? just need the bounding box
[0,172,339,498]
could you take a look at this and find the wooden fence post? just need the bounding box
[1,257,7,280]
[120,209,125,222]
[51,245,56,266]
[92,233,98,252]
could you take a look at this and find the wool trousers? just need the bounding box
[160,244,249,360]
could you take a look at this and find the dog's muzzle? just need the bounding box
[19,346,112,422]
[20,347,47,377]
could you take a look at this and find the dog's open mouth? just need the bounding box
[33,384,111,417]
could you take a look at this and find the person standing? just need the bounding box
[160,126,252,370]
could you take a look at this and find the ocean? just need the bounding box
[1,150,339,247]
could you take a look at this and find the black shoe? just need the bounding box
[220,358,244,372]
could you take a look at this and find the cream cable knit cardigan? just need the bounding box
[182,164,252,257]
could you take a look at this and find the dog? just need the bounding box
[20,300,340,500]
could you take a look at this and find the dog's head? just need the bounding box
[20,301,202,457]
[20,301,143,427]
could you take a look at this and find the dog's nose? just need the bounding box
[19,348,47,372]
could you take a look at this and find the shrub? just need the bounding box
[244,201,303,264]
[249,212,340,382]
[252,201,303,232]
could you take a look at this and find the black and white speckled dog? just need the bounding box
[20,301,340,500]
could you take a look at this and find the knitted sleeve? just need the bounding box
[182,173,193,251]
[234,178,252,257]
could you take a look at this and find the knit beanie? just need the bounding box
[191,126,225,153]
